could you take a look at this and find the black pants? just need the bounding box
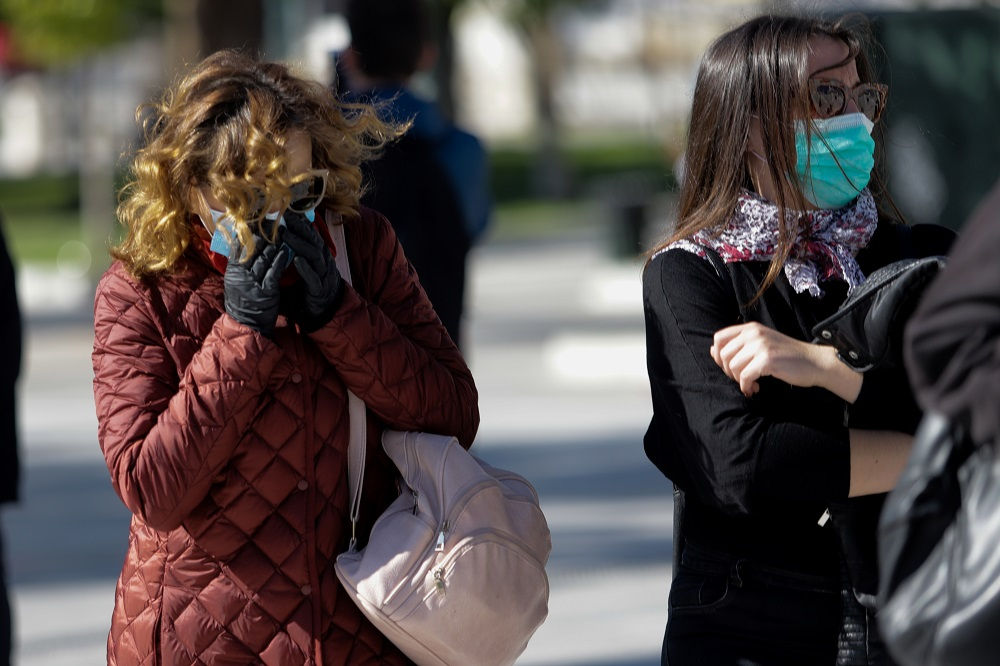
[663,542,840,666]
[0,519,10,666]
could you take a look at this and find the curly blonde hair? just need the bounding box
[114,49,403,276]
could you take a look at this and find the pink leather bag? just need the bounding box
[328,219,551,666]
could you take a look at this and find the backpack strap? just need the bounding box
[325,213,368,552]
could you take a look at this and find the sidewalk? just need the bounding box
[7,228,673,665]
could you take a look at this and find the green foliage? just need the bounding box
[506,0,592,26]
[0,173,79,213]
[0,0,162,66]
[0,173,81,262]
[490,140,673,202]
[3,210,83,263]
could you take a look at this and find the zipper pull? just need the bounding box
[434,567,446,594]
[818,508,831,527]
[435,520,449,552]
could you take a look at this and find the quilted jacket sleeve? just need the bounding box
[308,209,479,448]
[92,265,285,530]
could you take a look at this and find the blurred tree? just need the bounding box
[0,0,266,278]
[165,0,264,79]
[434,0,587,198]
[0,0,166,280]
[508,0,579,198]
[0,0,162,66]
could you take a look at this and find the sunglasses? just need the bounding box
[286,169,329,213]
[808,79,888,123]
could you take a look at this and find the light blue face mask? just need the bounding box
[795,112,875,210]
[201,207,315,258]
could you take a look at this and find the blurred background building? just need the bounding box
[1,0,998,274]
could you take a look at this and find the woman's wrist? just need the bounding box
[815,344,864,403]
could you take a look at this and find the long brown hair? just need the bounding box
[114,49,403,276]
[648,13,898,297]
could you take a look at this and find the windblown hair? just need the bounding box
[114,49,403,276]
[648,13,899,297]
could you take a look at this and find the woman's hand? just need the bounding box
[224,236,290,338]
[711,322,863,402]
[282,211,343,332]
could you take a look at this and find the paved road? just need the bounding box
[6,228,673,665]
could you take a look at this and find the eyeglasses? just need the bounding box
[287,169,328,213]
[808,79,887,123]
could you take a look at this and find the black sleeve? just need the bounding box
[905,179,1000,444]
[643,249,850,515]
[0,214,21,504]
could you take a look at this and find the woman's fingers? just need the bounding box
[282,224,322,261]
[712,322,819,396]
[714,327,766,396]
[712,323,759,377]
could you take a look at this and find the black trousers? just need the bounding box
[663,542,840,666]
[0,518,10,666]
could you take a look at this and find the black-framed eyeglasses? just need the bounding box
[809,79,888,123]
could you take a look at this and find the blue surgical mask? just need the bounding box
[795,112,875,210]
[200,208,315,258]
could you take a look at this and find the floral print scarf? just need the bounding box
[670,189,879,297]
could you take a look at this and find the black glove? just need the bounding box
[224,232,290,337]
[282,211,343,332]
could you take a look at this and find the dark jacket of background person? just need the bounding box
[353,87,487,350]
[340,0,491,350]
[92,206,478,665]
[905,177,1000,444]
[0,212,20,666]
[0,215,19,506]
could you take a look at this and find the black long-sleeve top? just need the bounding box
[643,219,954,578]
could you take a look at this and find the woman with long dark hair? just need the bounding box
[643,13,952,665]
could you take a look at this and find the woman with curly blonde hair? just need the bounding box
[92,49,479,665]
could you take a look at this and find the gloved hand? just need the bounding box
[282,211,343,332]
[223,231,290,337]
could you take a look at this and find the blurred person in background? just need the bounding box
[336,0,492,350]
[91,49,478,665]
[0,211,21,666]
[642,13,953,665]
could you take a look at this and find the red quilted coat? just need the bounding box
[92,206,479,665]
